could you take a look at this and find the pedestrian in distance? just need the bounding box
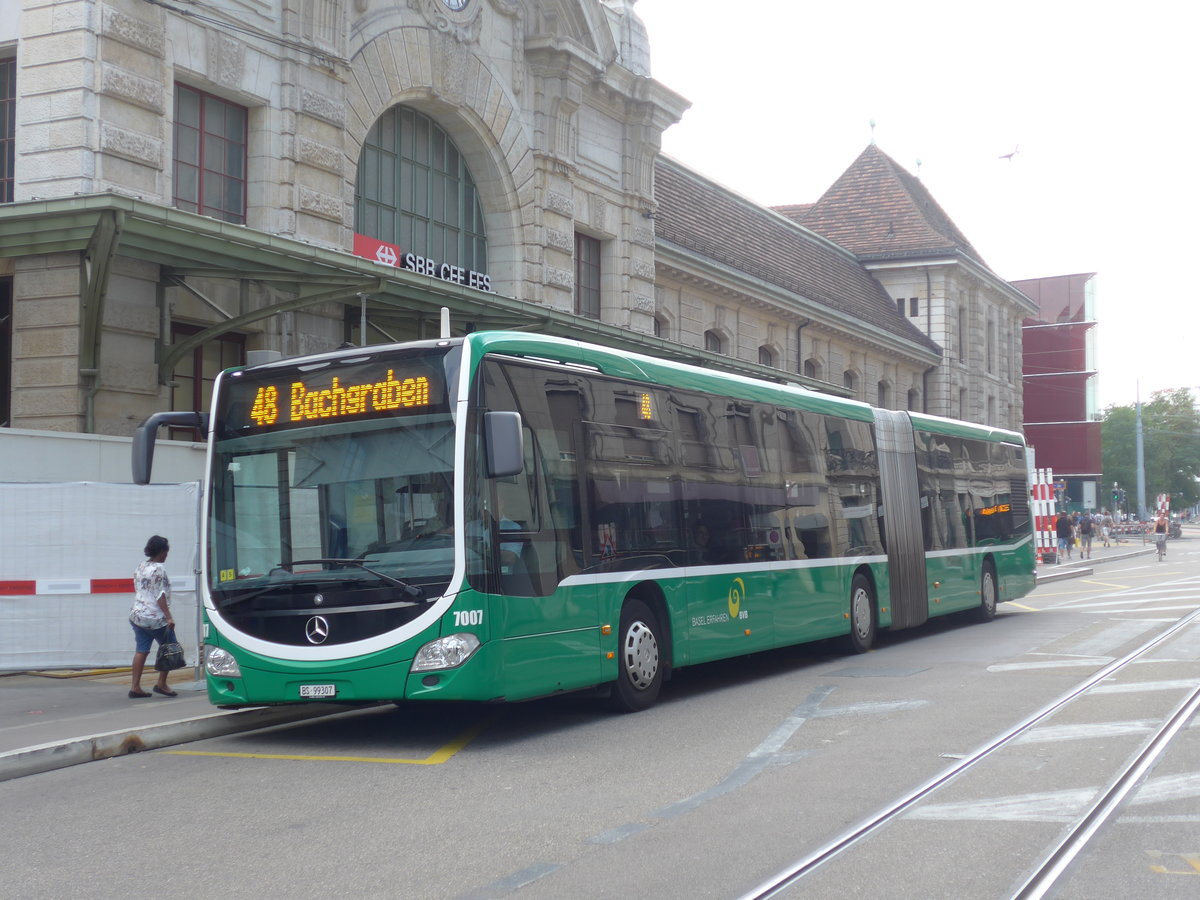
[1078,512,1094,559]
[127,535,177,698]
[1101,509,1114,547]
[1055,511,1074,561]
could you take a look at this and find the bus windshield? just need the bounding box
[206,346,461,622]
[208,413,458,603]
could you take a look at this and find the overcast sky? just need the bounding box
[635,0,1200,410]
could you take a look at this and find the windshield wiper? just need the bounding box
[288,558,425,598]
[215,558,427,610]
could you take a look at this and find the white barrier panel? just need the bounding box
[0,482,200,671]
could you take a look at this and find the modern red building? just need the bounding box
[1015,273,1101,510]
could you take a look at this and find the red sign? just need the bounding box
[353,233,402,268]
[352,233,492,292]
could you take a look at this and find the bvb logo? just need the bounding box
[728,577,745,619]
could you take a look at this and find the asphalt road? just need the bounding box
[3,547,1199,899]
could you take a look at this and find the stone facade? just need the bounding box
[3,0,689,435]
[2,2,1017,455]
[871,266,1027,430]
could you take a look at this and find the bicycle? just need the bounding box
[1155,532,1167,561]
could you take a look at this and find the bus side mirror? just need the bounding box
[484,411,523,478]
[132,411,209,484]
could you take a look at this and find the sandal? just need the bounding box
[153,685,178,697]
[128,689,151,699]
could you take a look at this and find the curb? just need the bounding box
[1036,566,1094,583]
[0,703,364,783]
[1036,547,1156,585]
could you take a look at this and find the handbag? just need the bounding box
[154,628,187,672]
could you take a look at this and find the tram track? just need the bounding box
[739,604,1200,900]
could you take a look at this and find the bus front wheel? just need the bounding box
[610,598,663,712]
[846,573,876,654]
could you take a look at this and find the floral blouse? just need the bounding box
[129,560,170,628]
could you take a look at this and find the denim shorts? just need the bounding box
[131,622,168,654]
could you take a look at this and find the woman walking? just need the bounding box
[128,535,177,698]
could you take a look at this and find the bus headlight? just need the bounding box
[411,633,481,672]
[205,645,242,678]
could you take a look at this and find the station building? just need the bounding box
[0,0,1031,482]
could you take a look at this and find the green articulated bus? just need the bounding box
[133,331,1036,712]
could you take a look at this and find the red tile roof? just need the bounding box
[653,157,940,355]
[783,144,987,267]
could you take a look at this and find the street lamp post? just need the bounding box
[1136,392,1147,521]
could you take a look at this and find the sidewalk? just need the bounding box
[1032,535,1161,585]
[1034,527,1186,584]
[0,665,355,783]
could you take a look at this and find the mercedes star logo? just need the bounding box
[305,615,330,644]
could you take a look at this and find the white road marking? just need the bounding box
[905,772,1200,822]
[1013,721,1155,744]
[988,658,1111,672]
[1090,679,1200,694]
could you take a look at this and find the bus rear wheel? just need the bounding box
[976,563,998,622]
[846,573,876,654]
[610,598,663,712]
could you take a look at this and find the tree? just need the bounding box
[1102,388,1200,512]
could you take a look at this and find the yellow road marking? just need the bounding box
[1080,580,1131,589]
[164,712,499,765]
[1007,601,1040,611]
[1147,851,1200,875]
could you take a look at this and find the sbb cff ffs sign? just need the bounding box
[352,234,492,292]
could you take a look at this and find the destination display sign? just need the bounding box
[218,354,449,436]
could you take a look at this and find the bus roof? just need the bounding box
[465,331,875,421]
[466,332,1025,445]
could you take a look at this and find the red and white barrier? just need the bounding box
[1031,467,1057,563]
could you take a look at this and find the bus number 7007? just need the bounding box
[453,610,483,626]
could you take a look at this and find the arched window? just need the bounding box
[758,346,775,367]
[877,381,890,408]
[907,388,920,411]
[803,359,819,379]
[843,370,858,394]
[354,106,487,272]
[653,316,665,338]
[704,331,724,354]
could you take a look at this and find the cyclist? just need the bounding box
[1152,511,1169,560]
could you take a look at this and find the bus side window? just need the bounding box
[826,416,882,556]
[493,466,536,595]
[780,409,832,559]
[544,389,586,574]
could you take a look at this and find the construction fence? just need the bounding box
[0,482,200,671]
